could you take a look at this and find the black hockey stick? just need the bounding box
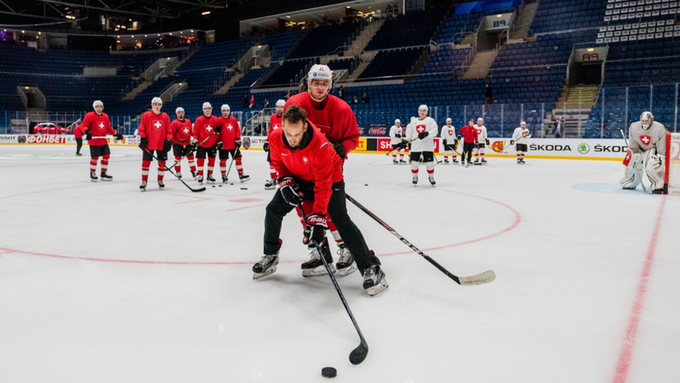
[299,206,369,365]
[620,129,647,193]
[385,137,417,156]
[143,148,206,192]
[223,144,243,182]
[167,132,216,169]
[345,193,495,286]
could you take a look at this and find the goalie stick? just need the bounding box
[143,148,206,193]
[299,206,369,365]
[620,129,647,193]
[346,193,496,286]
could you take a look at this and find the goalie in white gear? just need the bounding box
[473,118,489,165]
[406,105,439,186]
[389,119,407,164]
[620,111,667,194]
[441,118,458,164]
[511,121,531,164]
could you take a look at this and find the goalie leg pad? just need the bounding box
[620,152,643,189]
[643,150,665,191]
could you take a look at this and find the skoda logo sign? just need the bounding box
[578,143,590,154]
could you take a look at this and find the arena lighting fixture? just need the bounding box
[131,35,134,38]
[117,35,120,38]
[587,48,595,52]
[286,15,290,18]
[116,40,120,43]
[201,10,211,15]
[169,32,172,35]
[145,34,148,37]
[496,14,502,17]
[190,30,194,32]
[21,30,25,33]
[24,86,29,89]
[346,6,350,8]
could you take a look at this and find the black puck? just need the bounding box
[364,184,368,186]
[219,184,223,187]
[321,367,336,378]
[240,187,248,190]
[212,185,216,188]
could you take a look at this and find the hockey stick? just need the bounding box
[345,193,496,286]
[385,137,417,156]
[298,206,369,365]
[620,129,647,193]
[143,148,206,193]
[223,144,243,182]
[167,132,216,169]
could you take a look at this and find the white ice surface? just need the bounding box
[0,145,678,383]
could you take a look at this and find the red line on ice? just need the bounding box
[612,196,667,383]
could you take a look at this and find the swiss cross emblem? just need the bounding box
[227,124,233,131]
[153,121,162,131]
[273,124,279,130]
[416,125,426,134]
[623,149,632,166]
[447,130,454,136]
[640,135,651,145]
[98,122,104,129]
[206,125,213,132]
[183,128,189,134]
[302,156,309,163]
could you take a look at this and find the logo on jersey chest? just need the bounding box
[183,128,190,134]
[206,125,213,132]
[153,120,162,131]
[416,125,426,134]
[227,124,233,131]
[639,135,651,145]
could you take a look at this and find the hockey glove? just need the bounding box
[303,213,327,245]
[395,133,402,138]
[418,131,429,140]
[163,139,172,153]
[485,138,490,145]
[139,137,148,150]
[456,134,462,140]
[333,142,346,160]
[85,130,92,141]
[114,132,124,141]
[235,141,242,151]
[190,139,198,150]
[510,140,515,145]
[214,125,221,134]
[279,177,303,206]
[263,142,270,152]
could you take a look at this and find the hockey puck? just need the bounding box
[364,184,368,186]
[321,367,337,378]
[230,182,234,185]
[240,187,248,190]
[212,185,216,188]
[219,184,223,187]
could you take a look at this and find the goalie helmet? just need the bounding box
[640,111,654,129]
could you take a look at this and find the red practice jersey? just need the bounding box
[139,111,172,151]
[192,115,221,148]
[269,122,343,216]
[169,118,193,145]
[73,124,84,139]
[218,116,241,150]
[459,125,479,144]
[285,93,359,159]
[269,113,283,137]
[81,111,114,146]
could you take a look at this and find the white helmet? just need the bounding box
[221,104,230,111]
[151,97,163,105]
[92,100,104,108]
[395,119,401,124]
[308,64,333,84]
[520,121,526,126]
[418,104,428,111]
[477,118,484,123]
[175,107,184,114]
[275,99,286,107]
[446,118,452,123]
[640,111,654,129]
[202,102,212,109]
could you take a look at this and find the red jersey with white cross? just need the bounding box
[192,115,221,148]
[170,118,193,145]
[218,116,241,150]
[139,111,172,151]
[81,111,114,146]
[269,113,283,137]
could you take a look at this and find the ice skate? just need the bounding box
[191,170,197,180]
[444,159,449,164]
[264,179,276,190]
[206,174,216,184]
[362,263,388,296]
[465,162,470,168]
[100,171,112,181]
[176,171,182,180]
[158,180,165,189]
[474,158,481,166]
[197,175,204,184]
[336,245,357,276]
[412,175,418,185]
[481,158,487,164]
[139,180,147,191]
[239,174,250,183]
[253,253,279,280]
[90,172,98,182]
[429,175,436,186]
[301,243,335,277]
[399,159,407,164]
[393,159,399,165]
[222,175,228,184]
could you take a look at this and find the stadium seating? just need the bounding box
[364,10,445,51]
[287,23,359,59]
[531,0,607,34]
[357,47,425,81]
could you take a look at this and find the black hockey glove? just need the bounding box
[85,130,92,141]
[456,134,462,140]
[235,141,242,151]
[395,133,402,138]
[485,138,490,145]
[114,132,124,141]
[190,139,198,151]
[303,213,327,245]
[279,177,303,206]
[214,125,221,134]
[263,141,270,152]
[139,137,148,150]
[163,139,172,153]
[418,131,429,140]
[510,140,515,145]
[332,142,346,160]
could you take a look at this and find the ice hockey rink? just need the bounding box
[0,144,678,383]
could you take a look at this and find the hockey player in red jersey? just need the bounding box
[285,64,360,277]
[169,107,197,180]
[192,102,221,184]
[458,119,478,168]
[137,97,172,190]
[218,104,249,183]
[73,124,85,156]
[81,100,124,181]
[253,105,388,296]
[264,99,286,190]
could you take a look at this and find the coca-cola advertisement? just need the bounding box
[368,126,387,136]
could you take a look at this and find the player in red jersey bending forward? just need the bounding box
[253,105,388,296]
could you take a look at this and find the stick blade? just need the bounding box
[191,187,207,193]
[349,342,368,365]
[459,270,496,286]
